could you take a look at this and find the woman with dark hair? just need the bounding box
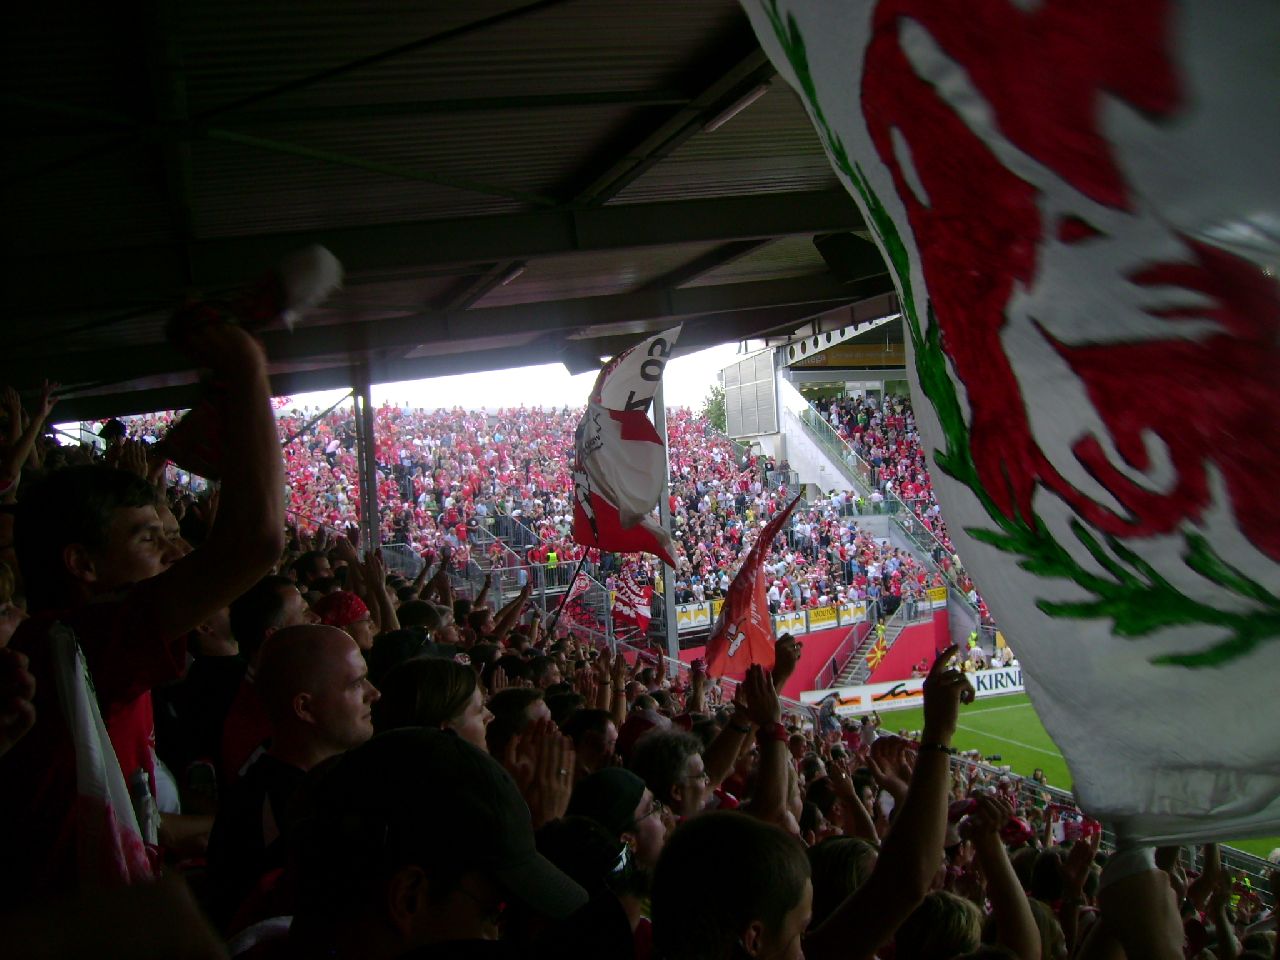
[372,656,491,751]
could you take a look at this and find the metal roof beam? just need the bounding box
[48,298,862,423]
[10,273,858,389]
[640,239,774,291]
[4,189,865,315]
[144,1,196,283]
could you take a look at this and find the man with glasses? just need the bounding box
[568,767,672,949]
[630,729,713,821]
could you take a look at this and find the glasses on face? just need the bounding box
[684,770,711,785]
[638,797,667,823]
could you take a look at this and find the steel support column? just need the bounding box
[353,371,381,550]
[652,381,680,664]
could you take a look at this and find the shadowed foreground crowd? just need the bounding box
[1,324,1275,959]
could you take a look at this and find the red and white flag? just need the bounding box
[705,494,802,678]
[613,570,654,634]
[49,624,154,888]
[745,0,1280,843]
[573,327,680,567]
[565,570,592,606]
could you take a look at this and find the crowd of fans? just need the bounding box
[119,399,957,631]
[0,318,1273,959]
[816,392,996,629]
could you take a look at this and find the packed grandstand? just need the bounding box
[2,349,1274,959]
[116,394,984,627]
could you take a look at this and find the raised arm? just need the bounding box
[702,684,754,789]
[491,583,531,641]
[474,572,493,610]
[0,381,56,496]
[827,755,879,843]
[410,555,432,599]
[771,634,802,692]
[687,657,708,715]
[128,324,285,638]
[1059,827,1102,954]
[608,649,628,729]
[965,795,1039,960]
[361,549,399,634]
[805,644,974,960]
[740,664,788,827]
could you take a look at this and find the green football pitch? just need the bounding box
[874,692,1277,860]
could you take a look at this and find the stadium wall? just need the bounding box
[865,610,950,683]
[678,625,852,700]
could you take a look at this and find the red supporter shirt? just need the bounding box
[0,593,188,903]
[221,675,272,785]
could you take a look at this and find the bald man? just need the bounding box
[206,624,379,930]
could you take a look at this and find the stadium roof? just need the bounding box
[2,0,896,420]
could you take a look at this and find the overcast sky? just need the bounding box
[291,341,741,413]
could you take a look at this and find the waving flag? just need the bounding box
[573,328,680,566]
[613,570,654,634]
[744,0,1280,843]
[565,570,592,606]
[50,624,154,888]
[705,495,802,678]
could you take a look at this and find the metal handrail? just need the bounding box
[813,623,866,690]
[612,638,815,721]
[793,402,982,617]
[839,602,909,687]
[950,758,1276,912]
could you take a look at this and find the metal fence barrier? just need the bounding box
[950,757,1276,912]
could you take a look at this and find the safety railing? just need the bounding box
[765,468,800,490]
[795,401,984,619]
[812,622,870,691]
[612,638,815,723]
[949,757,1276,913]
[840,602,909,687]
[796,406,879,496]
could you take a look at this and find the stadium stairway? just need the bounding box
[782,384,983,620]
[835,609,907,687]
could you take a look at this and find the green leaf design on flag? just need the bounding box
[760,0,1280,667]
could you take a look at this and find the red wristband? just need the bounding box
[756,722,788,744]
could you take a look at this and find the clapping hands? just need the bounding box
[502,718,575,826]
[867,735,915,804]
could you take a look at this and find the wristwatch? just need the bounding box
[919,741,956,755]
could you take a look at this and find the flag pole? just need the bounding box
[652,381,680,666]
[546,554,589,635]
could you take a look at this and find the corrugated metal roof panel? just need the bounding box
[177,1,744,112]
[188,103,646,236]
[12,306,171,359]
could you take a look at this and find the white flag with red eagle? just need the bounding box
[572,328,681,567]
[744,0,1280,843]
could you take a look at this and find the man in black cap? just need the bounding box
[287,727,587,958]
[567,767,670,936]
